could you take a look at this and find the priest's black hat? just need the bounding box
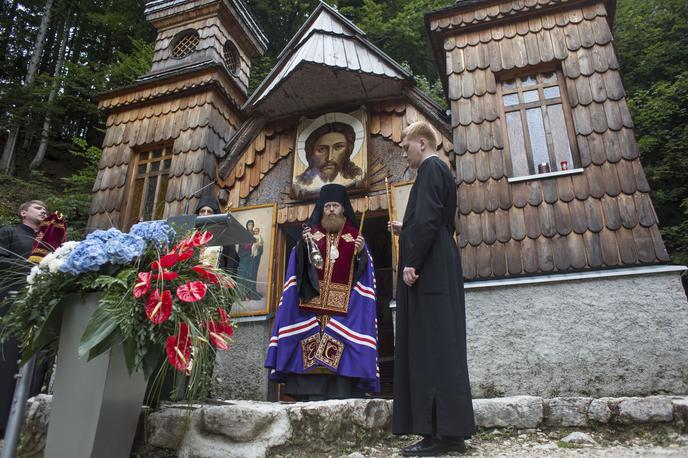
[194,193,221,215]
[309,184,356,226]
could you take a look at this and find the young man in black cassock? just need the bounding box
[0,200,47,434]
[390,121,475,456]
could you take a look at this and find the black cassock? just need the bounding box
[393,156,475,437]
[0,223,38,431]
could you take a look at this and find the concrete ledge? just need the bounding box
[16,394,688,457]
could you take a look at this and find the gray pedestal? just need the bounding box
[44,293,148,458]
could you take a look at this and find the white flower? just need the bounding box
[39,251,57,268]
[26,265,41,285]
[47,257,64,273]
[37,242,79,273]
[53,241,79,259]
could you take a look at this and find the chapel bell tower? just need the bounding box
[88,0,267,230]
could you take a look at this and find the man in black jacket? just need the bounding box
[390,122,475,456]
[0,200,47,433]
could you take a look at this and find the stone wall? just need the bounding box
[216,270,687,402]
[211,318,273,400]
[465,270,688,398]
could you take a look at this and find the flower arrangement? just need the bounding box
[0,221,240,399]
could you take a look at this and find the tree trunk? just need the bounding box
[31,14,71,170]
[0,0,55,174]
[0,0,19,68]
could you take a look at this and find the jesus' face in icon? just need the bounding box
[292,110,368,198]
[296,122,362,185]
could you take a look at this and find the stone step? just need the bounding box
[13,394,688,457]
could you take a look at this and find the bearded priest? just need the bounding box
[265,184,379,400]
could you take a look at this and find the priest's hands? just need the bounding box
[403,267,419,286]
[302,226,311,242]
[355,235,365,253]
[388,221,402,235]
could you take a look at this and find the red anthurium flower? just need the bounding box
[153,269,179,281]
[217,307,229,324]
[151,252,179,270]
[166,323,191,371]
[133,272,152,299]
[145,289,173,324]
[176,281,207,302]
[192,265,219,284]
[191,230,213,246]
[175,247,195,263]
[206,320,234,350]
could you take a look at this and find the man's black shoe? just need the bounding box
[401,436,466,456]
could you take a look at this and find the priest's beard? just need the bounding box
[321,213,346,233]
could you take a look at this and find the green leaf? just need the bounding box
[87,328,121,362]
[21,298,63,365]
[78,305,118,359]
[122,337,137,375]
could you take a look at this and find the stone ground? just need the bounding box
[274,425,688,457]
[3,425,688,457]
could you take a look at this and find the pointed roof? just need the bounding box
[245,1,414,117]
[145,0,268,56]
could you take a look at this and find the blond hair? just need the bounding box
[401,121,438,151]
[18,200,46,217]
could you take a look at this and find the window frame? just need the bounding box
[171,29,200,59]
[223,40,241,75]
[497,67,579,179]
[122,145,174,230]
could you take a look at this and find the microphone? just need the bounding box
[183,180,217,214]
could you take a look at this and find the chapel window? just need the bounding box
[171,30,200,59]
[500,70,579,177]
[223,40,240,75]
[125,147,173,228]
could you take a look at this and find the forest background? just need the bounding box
[0,0,686,268]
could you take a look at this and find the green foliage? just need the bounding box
[48,138,102,238]
[615,0,688,266]
[626,73,688,265]
[614,0,688,91]
[0,0,155,179]
[400,61,447,109]
[0,137,102,238]
[105,39,155,89]
[340,0,452,81]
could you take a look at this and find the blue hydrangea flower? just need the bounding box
[60,239,109,275]
[129,221,176,248]
[104,234,146,264]
[86,228,123,244]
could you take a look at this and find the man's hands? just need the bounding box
[387,221,402,235]
[302,226,311,242]
[355,235,365,253]
[403,267,418,286]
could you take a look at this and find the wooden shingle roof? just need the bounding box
[426,0,617,96]
[426,0,669,279]
[245,1,413,118]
